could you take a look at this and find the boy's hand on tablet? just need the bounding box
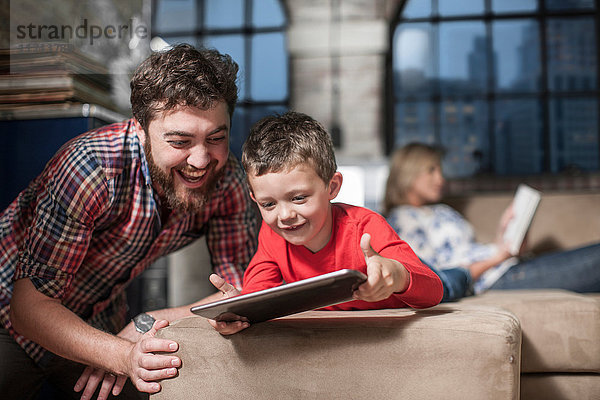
[208,318,250,335]
[207,274,250,335]
[209,274,241,299]
[353,233,410,302]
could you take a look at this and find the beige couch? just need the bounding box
[152,191,600,399]
[152,290,599,400]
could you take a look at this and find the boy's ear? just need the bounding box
[245,176,257,202]
[248,189,257,203]
[328,172,343,200]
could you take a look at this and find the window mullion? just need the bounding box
[485,17,495,174]
[433,22,441,143]
[539,11,551,173]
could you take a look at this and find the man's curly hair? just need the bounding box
[130,43,239,131]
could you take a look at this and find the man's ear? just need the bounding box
[328,172,343,200]
[133,118,146,146]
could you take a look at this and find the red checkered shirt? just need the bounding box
[0,119,258,363]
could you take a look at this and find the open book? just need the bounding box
[503,184,542,255]
[475,184,542,293]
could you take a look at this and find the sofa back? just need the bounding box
[445,191,600,254]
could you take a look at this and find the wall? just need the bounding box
[285,0,402,162]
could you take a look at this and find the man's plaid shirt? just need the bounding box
[0,119,258,363]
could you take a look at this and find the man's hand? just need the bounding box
[73,321,144,399]
[74,366,127,400]
[125,319,181,393]
[117,319,141,342]
[74,320,181,399]
[353,233,409,302]
[10,278,181,399]
[206,274,249,335]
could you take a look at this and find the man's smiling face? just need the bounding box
[141,102,230,212]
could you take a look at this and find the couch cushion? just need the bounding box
[153,306,520,400]
[458,290,600,373]
[520,373,600,400]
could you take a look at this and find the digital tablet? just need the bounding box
[190,269,367,323]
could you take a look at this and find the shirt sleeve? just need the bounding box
[241,221,284,294]
[206,156,260,289]
[13,146,109,299]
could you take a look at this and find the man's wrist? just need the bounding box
[132,312,156,333]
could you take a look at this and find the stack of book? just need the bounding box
[0,47,117,116]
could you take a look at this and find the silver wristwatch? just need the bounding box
[133,312,156,333]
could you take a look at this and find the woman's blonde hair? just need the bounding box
[382,143,444,216]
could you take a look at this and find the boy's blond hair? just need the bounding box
[241,111,337,185]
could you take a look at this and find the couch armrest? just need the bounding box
[153,306,521,400]
[459,290,600,373]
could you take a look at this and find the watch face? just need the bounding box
[134,313,155,333]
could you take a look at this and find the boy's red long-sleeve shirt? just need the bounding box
[242,203,443,309]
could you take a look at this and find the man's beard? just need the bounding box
[144,141,225,213]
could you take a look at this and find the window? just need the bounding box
[152,0,289,157]
[391,0,599,178]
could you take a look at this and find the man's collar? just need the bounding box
[131,119,153,187]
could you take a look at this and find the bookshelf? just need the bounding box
[0,48,124,209]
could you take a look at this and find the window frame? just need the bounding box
[386,0,600,192]
[151,0,290,157]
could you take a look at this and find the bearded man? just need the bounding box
[0,44,259,400]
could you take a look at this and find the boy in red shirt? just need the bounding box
[210,112,442,334]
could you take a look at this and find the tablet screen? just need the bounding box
[190,269,367,323]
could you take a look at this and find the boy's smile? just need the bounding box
[248,165,342,253]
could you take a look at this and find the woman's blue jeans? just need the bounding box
[490,242,600,292]
[433,267,473,302]
[423,261,472,303]
[427,242,600,302]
